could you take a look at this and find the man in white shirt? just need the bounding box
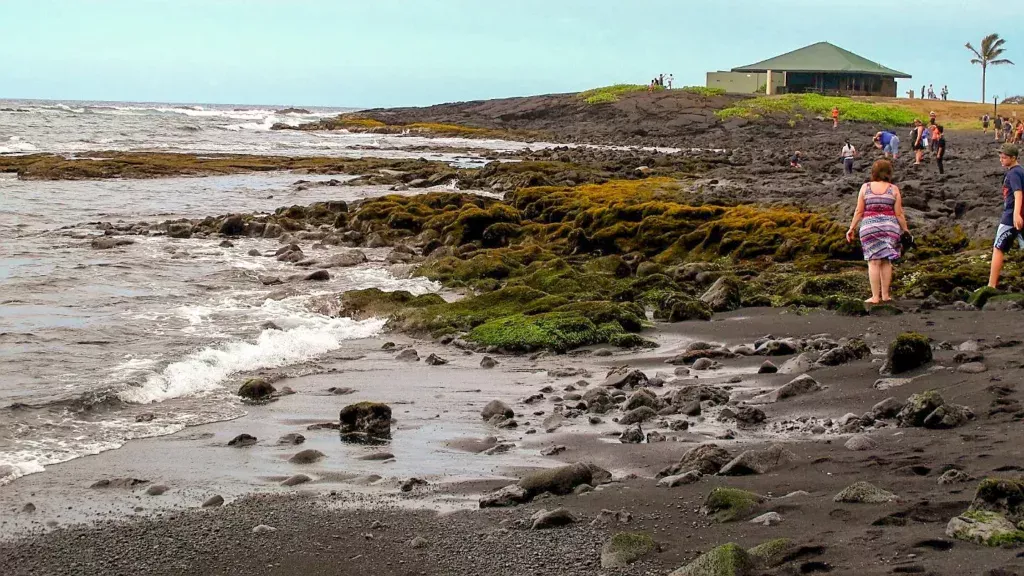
[841,139,857,175]
[666,74,674,89]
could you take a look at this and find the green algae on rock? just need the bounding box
[745,538,795,568]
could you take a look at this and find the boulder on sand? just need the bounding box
[602,366,649,389]
[657,443,732,478]
[897,390,973,429]
[702,487,765,522]
[751,374,821,404]
[619,406,657,425]
[227,433,257,447]
[885,332,933,374]
[669,543,756,576]
[288,449,326,464]
[833,481,897,503]
[339,402,392,439]
[718,444,796,476]
[481,400,514,421]
[479,462,610,508]
[237,378,275,401]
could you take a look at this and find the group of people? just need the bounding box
[846,145,1022,304]
[983,114,1024,144]
[868,112,946,172]
[648,74,674,91]
[907,83,949,100]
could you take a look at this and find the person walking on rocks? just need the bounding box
[995,115,1004,141]
[983,113,991,134]
[847,159,910,304]
[988,144,1024,289]
[832,106,840,129]
[935,126,946,175]
[841,139,857,174]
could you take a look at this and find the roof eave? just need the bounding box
[730,67,912,79]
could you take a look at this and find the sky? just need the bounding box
[0,0,1018,108]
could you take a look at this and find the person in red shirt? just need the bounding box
[831,107,839,129]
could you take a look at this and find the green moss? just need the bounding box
[554,301,646,332]
[703,487,764,523]
[670,542,756,576]
[466,312,601,353]
[601,532,656,568]
[973,478,1024,519]
[579,84,661,104]
[393,286,548,335]
[651,292,713,322]
[680,86,727,97]
[968,286,1001,308]
[746,538,794,568]
[832,297,868,316]
[337,288,445,320]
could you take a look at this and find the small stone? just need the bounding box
[540,445,567,456]
[957,362,988,374]
[657,470,703,487]
[619,425,644,444]
[252,524,276,534]
[146,485,169,496]
[228,433,257,447]
[691,358,715,371]
[281,474,312,487]
[396,348,419,362]
[409,536,428,549]
[289,449,326,464]
[202,495,225,508]
[845,434,878,451]
[304,269,330,281]
[21,503,36,513]
[480,356,498,369]
[833,481,897,503]
[937,469,973,485]
[401,478,428,492]
[424,353,448,366]
[531,508,576,529]
[277,433,305,445]
[749,512,783,526]
[758,360,778,374]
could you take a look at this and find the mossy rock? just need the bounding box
[238,378,275,401]
[466,312,603,353]
[972,478,1024,521]
[553,301,645,332]
[584,255,632,278]
[393,286,549,335]
[830,297,867,316]
[968,286,1001,309]
[947,510,1024,547]
[886,332,932,374]
[653,293,713,322]
[792,273,868,299]
[636,261,665,277]
[600,532,656,569]
[702,487,764,522]
[746,538,795,568]
[669,542,756,576]
[338,288,445,320]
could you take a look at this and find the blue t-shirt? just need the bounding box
[1002,164,1024,226]
[879,132,895,147]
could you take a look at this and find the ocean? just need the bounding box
[0,99,533,486]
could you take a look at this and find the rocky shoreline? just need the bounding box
[4,90,1024,575]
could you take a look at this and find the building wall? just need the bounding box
[706,71,784,94]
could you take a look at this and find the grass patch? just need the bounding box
[717,94,918,126]
[579,84,661,105]
[680,86,726,97]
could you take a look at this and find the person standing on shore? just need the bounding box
[847,159,910,304]
[935,126,946,175]
[983,114,991,134]
[667,74,674,89]
[841,139,857,174]
[874,130,899,159]
[832,107,840,129]
[942,85,949,100]
[912,119,928,165]
[988,144,1024,289]
[995,116,1004,141]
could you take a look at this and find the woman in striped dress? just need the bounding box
[846,159,910,304]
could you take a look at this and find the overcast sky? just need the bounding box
[0,0,1016,107]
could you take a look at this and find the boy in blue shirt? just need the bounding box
[989,144,1024,288]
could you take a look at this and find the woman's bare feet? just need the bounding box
[865,297,882,305]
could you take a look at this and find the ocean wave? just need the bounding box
[0,136,38,154]
[117,314,386,404]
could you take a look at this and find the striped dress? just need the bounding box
[858,183,901,261]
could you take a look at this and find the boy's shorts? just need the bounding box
[994,223,1024,252]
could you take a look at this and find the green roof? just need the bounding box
[732,42,911,78]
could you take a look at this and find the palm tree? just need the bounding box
[966,34,1014,103]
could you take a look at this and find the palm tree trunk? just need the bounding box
[982,64,987,104]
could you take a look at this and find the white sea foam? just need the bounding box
[117,315,387,404]
[0,136,38,154]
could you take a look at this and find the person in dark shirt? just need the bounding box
[934,126,946,175]
[995,116,1003,141]
[790,151,803,169]
[989,144,1024,288]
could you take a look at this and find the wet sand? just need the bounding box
[4,304,1024,575]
